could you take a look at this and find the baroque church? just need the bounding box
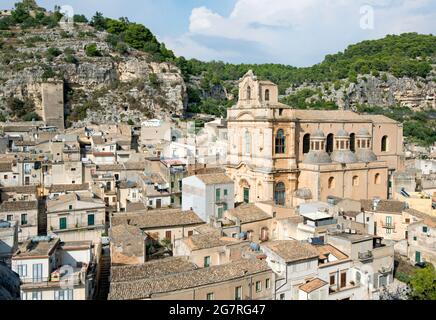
[226,71,405,207]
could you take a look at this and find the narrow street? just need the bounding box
[95,246,111,300]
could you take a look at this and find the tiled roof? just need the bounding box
[314,244,349,262]
[263,240,319,263]
[299,278,328,293]
[111,257,197,283]
[196,173,233,185]
[13,238,60,259]
[0,162,12,172]
[227,203,271,224]
[406,208,436,228]
[49,183,89,193]
[108,258,270,300]
[96,164,124,171]
[0,201,38,212]
[111,209,205,229]
[361,199,406,213]
[0,186,37,194]
[184,232,243,251]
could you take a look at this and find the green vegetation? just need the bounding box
[6,96,40,120]
[85,43,101,57]
[73,14,88,24]
[90,13,175,62]
[280,89,338,110]
[409,264,436,300]
[177,33,436,93]
[356,104,436,146]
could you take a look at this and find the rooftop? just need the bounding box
[227,203,271,224]
[299,278,329,293]
[0,186,37,194]
[49,183,89,193]
[184,232,244,251]
[361,199,406,213]
[13,237,60,259]
[263,240,319,263]
[0,200,38,212]
[111,209,205,229]
[111,257,197,283]
[195,173,233,185]
[108,258,270,300]
[329,232,374,244]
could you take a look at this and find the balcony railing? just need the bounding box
[381,222,396,229]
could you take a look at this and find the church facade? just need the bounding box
[226,71,405,207]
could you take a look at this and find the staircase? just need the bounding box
[37,197,47,236]
[95,246,111,300]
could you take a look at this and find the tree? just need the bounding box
[409,264,436,300]
[73,14,88,23]
[90,12,106,30]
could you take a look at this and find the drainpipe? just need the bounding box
[274,265,288,300]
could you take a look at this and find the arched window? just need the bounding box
[374,173,381,185]
[352,176,359,187]
[381,136,389,152]
[328,177,335,189]
[326,134,334,153]
[274,182,286,206]
[303,134,311,154]
[275,129,285,154]
[350,133,356,152]
[265,89,270,101]
[245,131,251,155]
[246,86,251,100]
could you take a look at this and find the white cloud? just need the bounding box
[176,0,436,65]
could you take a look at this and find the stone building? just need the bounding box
[40,82,65,131]
[226,71,404,206]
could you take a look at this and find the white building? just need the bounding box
[12,236,97,300]
[182,173,235,223]
[0,220,18,266]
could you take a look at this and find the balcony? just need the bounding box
[381,222,396,229]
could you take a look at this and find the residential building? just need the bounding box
[12,236,97,300]
[46,192,106,243]
[108,257,272,300]
[182,173,235,223]
[0,200,38,242]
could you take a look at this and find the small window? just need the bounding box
[275,129,286,154]
[59,217,67,230]
[68,205,73,210]
[303,134,311,154]
[21,214,28,225]
[413,236,417,241]
[224,189,228,197]
[374,173,381,185]
[165,231,172,240]
[188,231,193,237]
[235,286,242,300]
[216,188,221,201]
[206,293,214,300]
[204,256,211,268]
[6,215,13,221]
[423,226,428,233]
[265,89,270,101]
[71,168,76,171]
[266,278,271,289]
[87,214,95,226]
[328,177,335,189]
[256,281,262,292]
[280,293,285,300]
[330,274,336,285]
[381,136,389,152]
[3,175,7,179]
[352,176,359,187]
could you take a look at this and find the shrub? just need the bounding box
[85,43,101,57]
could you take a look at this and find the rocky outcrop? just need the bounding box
[0,25,187,126]
[285,73,436,110]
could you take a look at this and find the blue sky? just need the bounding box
[3,0,436,66]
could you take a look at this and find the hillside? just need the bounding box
[0,1,435,145]
[0,1,186,126]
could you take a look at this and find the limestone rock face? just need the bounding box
[0,26,187,126]
[285,73,436,111]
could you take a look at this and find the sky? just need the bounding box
[2,0,436,66]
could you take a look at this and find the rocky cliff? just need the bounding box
[0,24,187,126]
[285,72,435,111]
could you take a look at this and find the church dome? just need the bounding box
[331,150,357,164]
[356,149,377,162]
[336,129,349,138]
[303,150,332,164]
[356,128,371,137]
[312,129,325,139]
